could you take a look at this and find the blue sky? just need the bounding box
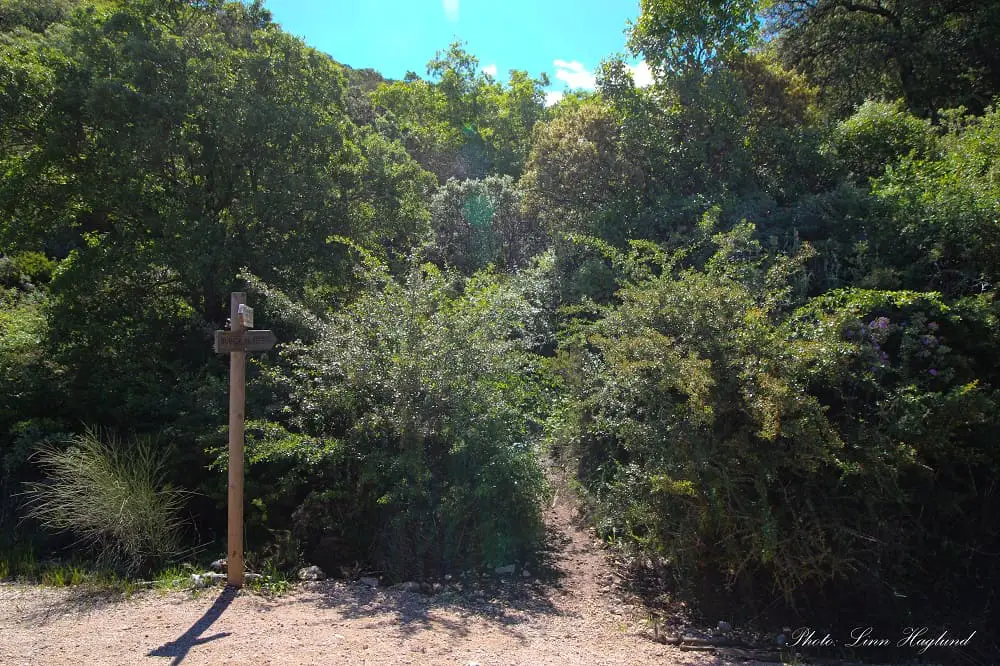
[262,0,651,104]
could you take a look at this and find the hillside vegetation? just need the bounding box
[2,0,999,638]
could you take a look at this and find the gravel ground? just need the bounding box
[0,484,740,666]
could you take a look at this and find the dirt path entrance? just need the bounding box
[0,475,726,666]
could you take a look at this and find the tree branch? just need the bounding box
[826,1,900,27]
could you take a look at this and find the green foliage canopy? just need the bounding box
[766,0,1000,117]
[240,263,551,578]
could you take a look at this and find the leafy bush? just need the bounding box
[0,252,54,288]
[871,105,1000,295]
[549,225,1000,619]
[550,226,840,601]
[0,287,47,396]
[237,261,550,579]
[22,429,188,575]
[828,100,937,184]
[0,287,59,531]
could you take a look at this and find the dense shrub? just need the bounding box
[235,261,550,579]
[0,285,57,530]
[787,290,1000,614]
[871,106,1000,295]
[548,226,1000,620]
[827,100,937,184]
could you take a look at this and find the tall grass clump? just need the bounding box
[21,428,187,575]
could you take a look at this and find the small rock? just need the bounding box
[521,570,531,578]
[209,558,227,573]
[494,564,516,575]
[360,576,379,589]
[190,572,226,588]
[245,573,263,582]
[717,620,732,633]
[298,565,326,581]
[444,574,452,581]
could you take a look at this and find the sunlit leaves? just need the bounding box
[253,262,549,577]
[629,0,759,76]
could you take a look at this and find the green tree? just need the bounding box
[426,41,481,128]
[0,0,433,488]
[521,100,639,241]
[372,77,466,181]
[373,41,548,181]
[0,0,76,33]
[427,176,543,273]
[766,0,1000,117]
[477,69,550,175]
[629,0,759,76]
[826,99,936,184]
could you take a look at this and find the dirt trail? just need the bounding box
[0,478,727,666]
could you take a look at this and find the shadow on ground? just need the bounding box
[14,584,133,626]
[286,520,573,641]
[147,586,236,665]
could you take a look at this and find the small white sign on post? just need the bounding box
[237,304,254,329]
[213,293,277,588]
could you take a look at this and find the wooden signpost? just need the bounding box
[214,292,276,587]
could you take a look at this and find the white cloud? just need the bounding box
[443,0,459,22]
[629,61,654,88]
[553,59,596,90]
[544,91,565,107]
[483,63,497,78]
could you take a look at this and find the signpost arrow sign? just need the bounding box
[213,293,278,588]
[243,329,276,351]
[214,329,277,354]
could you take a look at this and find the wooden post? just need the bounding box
[227,292,246,588]
[213,294,274,587]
